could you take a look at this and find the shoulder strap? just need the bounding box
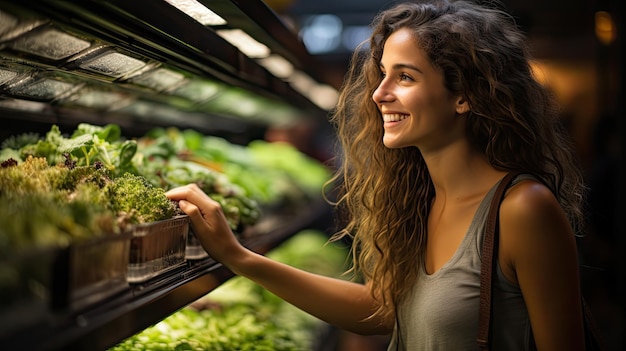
[477,171,523,350]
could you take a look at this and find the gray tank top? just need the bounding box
[387,175,535,351]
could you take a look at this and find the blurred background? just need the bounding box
[265,0,625,349]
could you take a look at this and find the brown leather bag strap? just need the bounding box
[477,171,522,350]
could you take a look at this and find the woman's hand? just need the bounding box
[165,184,247,268]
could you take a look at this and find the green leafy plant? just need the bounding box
[13,124,137,177]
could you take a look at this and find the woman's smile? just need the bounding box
[383,113,409,123]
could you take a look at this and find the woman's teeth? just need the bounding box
[383,113,408,122]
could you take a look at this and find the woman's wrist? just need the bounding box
[221,245,261,277]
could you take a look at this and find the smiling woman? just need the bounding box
[328,1,588,349]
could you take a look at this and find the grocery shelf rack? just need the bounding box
[0,0,337,350]
[1,198,333,351]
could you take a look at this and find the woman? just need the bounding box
[166,0,587,349]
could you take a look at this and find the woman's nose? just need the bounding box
[372,80,393,104]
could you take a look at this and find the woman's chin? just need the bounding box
[382,137,402,149]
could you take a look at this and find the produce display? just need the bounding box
[0,123,260,232]
[108,230,349,351]
[0,123,138,177]
[0,153,179,311]
[133,128,262,231]
[0,123,180,248]
[0,156,176,253]
[133,127,331,209]
[1,123,331,236]
[247,139,331,198]
[0,122,334,345]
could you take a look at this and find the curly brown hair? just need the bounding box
[326,0,586,325]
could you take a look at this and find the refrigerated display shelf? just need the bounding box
[0,197,332,351]
[0,0,337,349]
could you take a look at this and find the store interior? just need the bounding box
[1,0,624,350]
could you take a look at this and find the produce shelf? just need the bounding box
[0,197,332,351]
[0,0,337,349]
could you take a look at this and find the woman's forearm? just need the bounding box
[230,250,392,335]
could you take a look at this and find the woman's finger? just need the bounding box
[168,186,224,224]
[166,183,211,204]
[177,199,206,230]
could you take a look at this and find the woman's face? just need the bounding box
[372,27,467,152]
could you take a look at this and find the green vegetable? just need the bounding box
[247,140,330,197]
[135,127,312,206]
[106,172,179,225]
[0,132,39,150]
[0,156,179,254]
[205,193,260,231]
[0,157,118,253]
[14,124,138,176]
[134,146,261,231]
[109,306,304,351]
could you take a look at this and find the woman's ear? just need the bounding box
[455,96,470,115]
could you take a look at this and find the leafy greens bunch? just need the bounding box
[1,123,137,177]
[134,128,262,231]
[0,156,178,254]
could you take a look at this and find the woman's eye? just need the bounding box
[399,73,412,81]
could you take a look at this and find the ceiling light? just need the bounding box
[0,98,48,112]
[129,68,187,92]
[79,51,147,78]
[257,54,294,79]
[164,0,227,26]
[171,79,222,102]
[7,77,80,100]
[308,84,338,110]
[69,88,134,110]
[288,70,338,110]
[288,71,315,95]
[9,27,91,60]
[216,29,270,58]
[0,67,19,86]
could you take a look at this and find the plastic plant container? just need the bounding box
[127,215,189,283]
[185,226,209,260]
[0,231,131,337]
[67,232,131,309]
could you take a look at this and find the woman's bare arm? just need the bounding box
[499,180,585,350]
[166,184,393,335]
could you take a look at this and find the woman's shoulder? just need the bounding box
[505,177,557,209]
[499,177,567,235]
